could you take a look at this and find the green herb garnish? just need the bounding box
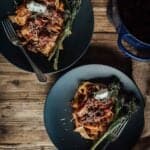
[48,0,82,70]
[91,82,138,150]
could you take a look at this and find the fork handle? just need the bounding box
[102,140,111,150]
[18,45,47,82]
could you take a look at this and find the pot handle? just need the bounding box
[118,25,150,61]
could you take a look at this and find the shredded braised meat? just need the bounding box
[72,82,115,140]
[9,0,65,57]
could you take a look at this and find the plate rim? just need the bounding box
[0,0,94,74]
[44,64,145,149]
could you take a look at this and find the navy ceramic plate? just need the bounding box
[44,64,144,150]
[0,0,94,73]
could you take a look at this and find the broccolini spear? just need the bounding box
[91,82,138,150]
[48,0,82,70]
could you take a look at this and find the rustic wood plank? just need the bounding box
[92,32,117,45]
[0,73,56,100]
[133,138,150,150]
[93,7,116,33]
[140,95,150,139]
[0,101,44,122]
[0,0,149,149]
[0,145,55,150]
[0,122,51,145]
[0,92,47,101]
[132,62,150,96]
[91,0,116,33]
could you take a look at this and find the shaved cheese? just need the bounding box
[94,89,109,100]
[27,1,47,13]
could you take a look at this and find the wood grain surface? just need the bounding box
[0,0,150,150]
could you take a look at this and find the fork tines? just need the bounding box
[111,117,129,140]
[1,18,17,42]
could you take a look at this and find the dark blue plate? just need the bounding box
[0,0,94,73]
[44,64,144,150]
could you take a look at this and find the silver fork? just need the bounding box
[102,117,129,150]
[91,117,129,150]
[1,19,47,82]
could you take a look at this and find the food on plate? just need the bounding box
[72,82,115,140]
[9,0,81,70]
[71,81,138,149]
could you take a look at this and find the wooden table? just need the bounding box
[0,0,150,149]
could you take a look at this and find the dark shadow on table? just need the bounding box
[70,45,132,77]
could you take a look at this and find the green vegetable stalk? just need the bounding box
[48,0,82,70]
[91,82,138,150]
[91,116,129,150]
